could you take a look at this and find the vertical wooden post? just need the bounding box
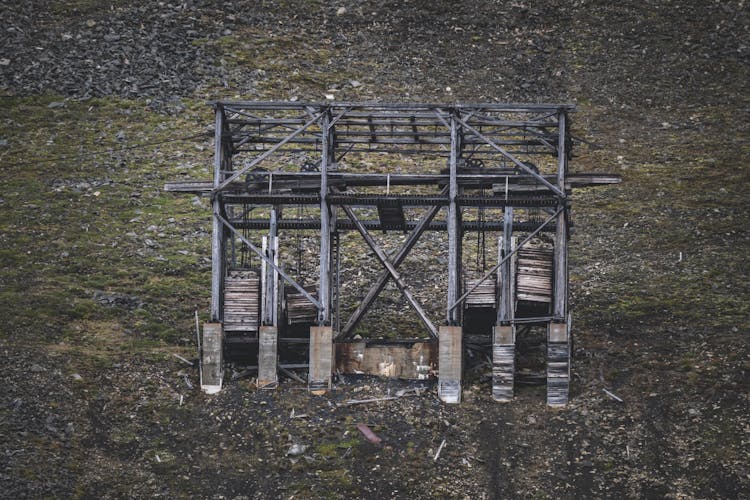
[446,113,462,325]
[318,109,332,325]
[258,325,278,389]
[309,326,333,394]
[553,111,568,322]
[210,105,226,322]
[438,325,462,403]
[548,109,570,406]
[494,210,516,401]
[547,322,569,406]
[310,109,333,393]
[259,207,279,389]
[201,323,223,394]
[439,111,463,403]
[262,207,279,326]
[492,326,515,402]
[498,208,514,322]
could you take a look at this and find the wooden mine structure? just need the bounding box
[166,101,620,406]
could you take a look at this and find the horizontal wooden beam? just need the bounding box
[335,341,435,379]
[164,173,621,194]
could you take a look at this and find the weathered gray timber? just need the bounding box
[166,101,620,405]
[438,326,463,403]
[201,323,223,394]
[258,326,278,389]
[308,326,333,394]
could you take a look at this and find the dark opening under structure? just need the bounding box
[165,101,620,405]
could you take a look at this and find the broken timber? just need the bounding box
[166,101,620,406]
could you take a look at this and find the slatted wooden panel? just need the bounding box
[516,245,553,303]
[465,275,497,308]
[284,285,318,325]
[547,342,570,406]
[223,270,261,332]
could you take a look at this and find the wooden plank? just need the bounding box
[258,326,278,389]
[547,337,570,407]
[516,244,553,303]
[223,270,260,332]
[309,326,333,394]
[492,325,515,402]
[438,326,462,403]
[201,323,223,394]
[165,172,621,195]
[335,341,435,379]
[465,277,496,308]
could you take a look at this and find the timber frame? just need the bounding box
[166,101,620,405]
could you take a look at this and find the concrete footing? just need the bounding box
[438,325,462,404]
[201,323,223,394]
[308,326,333,395]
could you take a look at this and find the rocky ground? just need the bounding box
[1,0,748,498]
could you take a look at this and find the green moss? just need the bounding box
[315,437,360,458]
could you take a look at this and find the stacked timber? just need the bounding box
[223,270,261,332]
[465,276,497,309]
[516,245,553,303]
[284,285,318,325]
[547,342,570,406]
[492,344,515,401]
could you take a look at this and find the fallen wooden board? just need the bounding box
[335,341,435,379]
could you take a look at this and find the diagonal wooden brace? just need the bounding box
[454,114,565,198]
[340,204,439,338]
[339,189,447,338]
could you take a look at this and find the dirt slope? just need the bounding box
[1,0,748,498]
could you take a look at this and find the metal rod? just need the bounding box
[449,206,563,312]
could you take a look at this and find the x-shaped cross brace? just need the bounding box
[337,195,444,339]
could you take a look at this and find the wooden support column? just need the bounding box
[258,326,278,389]
[309,326,333,394]
[318,109,333,325]
[547,322,569,406]
[438,325,462,403]
[262,207,279,326]
[446,113,462,325]
[201,323,223,394]
[440,112,463,404]
[494,208,516,401]
[498,208,515,323]
[210,105,227,322]
[548,109,570,406]
[259,206,279,389]
[310,109,333,394]
[492,326,515,402]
